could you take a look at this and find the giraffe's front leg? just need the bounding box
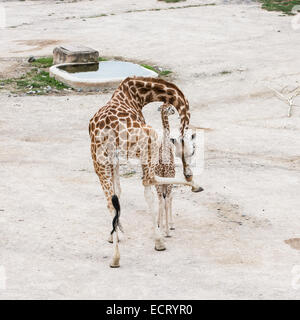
[158,196,164,229]
[168,195,175,230]
[144,186,166,251]
[164,196,171,238]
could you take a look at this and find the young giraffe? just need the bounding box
[155,104,176,237]
[89,76,203,268]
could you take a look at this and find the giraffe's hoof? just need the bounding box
[110,257,120,268]
[191,186,204,193]
[165,234,172,238]
[155,246,166,251]
[170,227,175,230]
[110,263,120,268]
[155,240,166,251]
[108,234,113,243]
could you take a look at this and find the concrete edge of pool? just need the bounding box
[49,61,159,91]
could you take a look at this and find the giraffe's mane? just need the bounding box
[121,76,187,101]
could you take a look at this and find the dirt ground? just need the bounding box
[0,0,300,300]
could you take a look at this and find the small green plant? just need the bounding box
[86,13,108,18]
[210,70,233,77]
[31,57,53,68]
[141,64,172,77]
[15,70,69,91]
[259,0,300,15]
[141,64,157,72]
[32,70,69,90]
[16,79,31,88]
[160,70,172,76]
[0,79,13,84]
[0,69,69,94]
[98,57,108,61]
[219,70,232,75]
[0,56,69,94]
[121,170,136,178]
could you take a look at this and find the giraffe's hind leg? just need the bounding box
[94,163,121,267]
[109,195,121,268]
[108,163,122,243]
[144,186,166,251]
[108,194,121,268]
[155,185,164,228]
[158,196,164,229]
[114,163,124,234]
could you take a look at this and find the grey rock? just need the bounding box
[53,44,99,65]
[28,56,36,63]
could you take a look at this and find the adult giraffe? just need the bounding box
[89,76,203,268]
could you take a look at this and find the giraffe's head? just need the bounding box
[171,132,196,181]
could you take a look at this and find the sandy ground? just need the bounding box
[0,0,300,300]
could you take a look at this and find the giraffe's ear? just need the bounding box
[170,138,176,145]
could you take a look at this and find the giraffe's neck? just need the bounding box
[113,77,190,135]
[160,106,171,152]
[160,106,173,164]
[161,106,170,133]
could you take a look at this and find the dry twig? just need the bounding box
[267,85,300,117]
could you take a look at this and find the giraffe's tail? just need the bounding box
[111,195,123,234]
